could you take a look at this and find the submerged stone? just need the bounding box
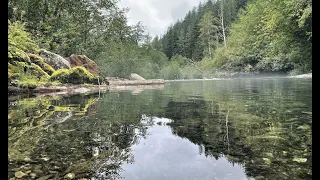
[14,171,26,178]
[293,158,307,163]
[297,125,310,130]
[30,173,37,179]
[40,157,50,161]
[263,158,271,165]
[64,173,75,179]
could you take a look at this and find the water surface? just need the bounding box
[8,78,312,179]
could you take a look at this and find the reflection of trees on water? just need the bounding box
[8,79,312,179]
[8,92,154,179]
[8,93,101,164]
[164,98,311,179]
[165,99,252,159]
[28,113,149,179]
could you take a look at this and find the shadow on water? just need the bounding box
[8,78,311,179]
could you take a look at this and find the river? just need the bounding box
[8,78,312,179]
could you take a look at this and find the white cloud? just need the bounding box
[118,0,207,38]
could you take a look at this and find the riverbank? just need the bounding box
[8,84,108,95]
[8,81,166,99]
[8,73,311,96]
[287,73,312,78]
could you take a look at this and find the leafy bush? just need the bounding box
[159,62,182,80]
[8,20,39,61]
[95,43,169,79]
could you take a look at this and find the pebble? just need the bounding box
[40,157,50,161]
[293,157,307,163]
[24,157,32,162]
[12,168,20,171]
[64,173,75,179]
[30,173,37,179]
[14,171,26,178]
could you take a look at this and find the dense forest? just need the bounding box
[8,0,312,83]
[157,0,312,78]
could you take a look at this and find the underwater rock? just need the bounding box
[293,157,307,163]
[14,171,26,178]
[64,173,75,179]
[30,173,37,179]
[40,157,50,161]
[263,158,271,165]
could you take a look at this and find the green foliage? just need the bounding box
[159,0,246,61]
[50,66,98,84]
[209,0,312,73]
[8,0,130,58]
[180,66,203,79]
[199,8,220,58]
[8,20,39,60]
[95,42,169,79]
[160,62,182,80]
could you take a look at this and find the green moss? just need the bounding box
[8,61,55,88]
[50,69,70,82]
[28,54,43,63]
[29,53,55,75]
[50,66,99,84]
[30,63,50,78]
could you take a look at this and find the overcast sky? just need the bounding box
[118,0,207,38]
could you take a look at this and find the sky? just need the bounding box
[117,0,207,38]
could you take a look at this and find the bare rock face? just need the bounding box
[67,54,100,76]
[129,73,145,80]
[39,49,71,70]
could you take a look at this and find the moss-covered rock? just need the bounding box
[8,61,53,88]
[50,66,99,84]
[67,54,100,76]
[50,69,71,83]
[29,54,55,75]
[30,63,50,79]
[39,49,71,70]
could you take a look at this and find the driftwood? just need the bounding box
[108,84,165,94]
[106,79,165,86]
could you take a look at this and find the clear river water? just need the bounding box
[8,78,312,180]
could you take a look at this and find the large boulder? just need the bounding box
[39,49,71,70]
[67,54,100,76]
[129,73,145,80]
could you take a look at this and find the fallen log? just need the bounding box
[106,79,165,86]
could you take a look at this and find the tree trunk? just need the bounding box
[220,0,227,47]
[208,29,212,59]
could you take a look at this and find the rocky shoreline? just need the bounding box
[8,73,311,96]
[8,84,108,95]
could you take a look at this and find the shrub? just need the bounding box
[8,20,39,61]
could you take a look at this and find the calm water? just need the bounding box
[8,78,312,180]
